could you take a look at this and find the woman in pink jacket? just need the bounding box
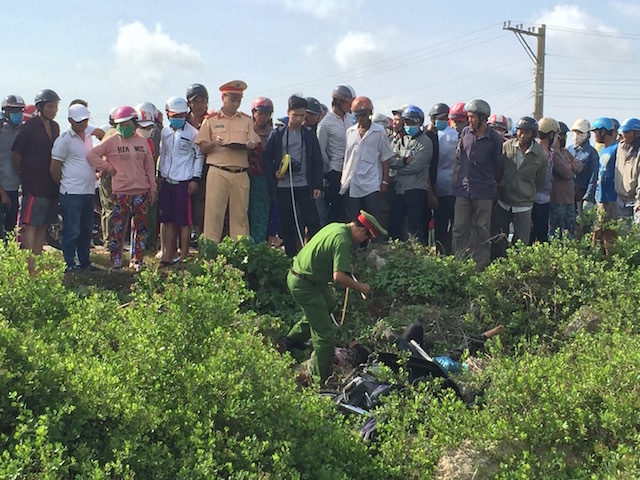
[88,106,157,271]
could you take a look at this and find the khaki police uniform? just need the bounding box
[195,81,260,242]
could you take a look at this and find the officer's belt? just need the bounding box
[212,164,247,174]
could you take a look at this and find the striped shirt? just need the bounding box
[317,111,355,173]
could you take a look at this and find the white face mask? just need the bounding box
[139,128,154,139]
[573,131,588,146]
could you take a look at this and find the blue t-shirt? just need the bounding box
[596,142,618,203]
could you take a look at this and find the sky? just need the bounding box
[2,1,639,129]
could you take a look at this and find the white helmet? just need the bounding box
[372,112,389,128]
[165,96,189,115]
[135,101,158,127]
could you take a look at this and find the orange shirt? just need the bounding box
[195,110,260,168]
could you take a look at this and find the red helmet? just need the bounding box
[251,97,274,114]
[22,104,36,122]
[113,105,137,124]
[350,96,373,114]
[488,113,508,131]
[448,102,467,121]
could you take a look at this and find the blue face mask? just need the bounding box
[404,125,420,136]
[435,120,448,131]
[8,112,23,126]
[169,117,186,129]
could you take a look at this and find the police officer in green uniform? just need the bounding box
[286,210,386,383]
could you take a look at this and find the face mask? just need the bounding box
[117,124,136,139]
[435,120,448,131]
[138,128,152,139]
[404,125,419,137]
[573,131,588,146]
[169,117,186,130]
[8,112,23,126]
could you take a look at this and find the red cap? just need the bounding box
[357,210,387,238]
[219,80,248,94]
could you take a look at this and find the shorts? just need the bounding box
[157,180,192,227]
[20,193,58,227]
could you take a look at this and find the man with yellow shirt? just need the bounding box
[195,80,260,242]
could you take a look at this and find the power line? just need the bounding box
[547,53,640,65]
[546,93,638,100]
[256,24,507,97]
[374,59,531,103]
[545,25,640,40]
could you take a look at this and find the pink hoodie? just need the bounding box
[88,133,157,195]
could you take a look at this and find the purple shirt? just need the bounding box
[452,125,503,200]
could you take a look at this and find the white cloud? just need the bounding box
[111,22,204,90]
[333,31,388,70]
[612,1,640,21]
[304,45,319,56]
[536,5,632,59]
[275,0,359,18]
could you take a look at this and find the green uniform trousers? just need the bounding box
[286,271,337,383]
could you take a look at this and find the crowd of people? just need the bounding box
[1,82,640,275]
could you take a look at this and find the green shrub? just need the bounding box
[0,240,69,327]
[469,240,611,346]
[198,237,300,330]
[476,330,640,478]
[0,250,383,478]
[364,242,475,309]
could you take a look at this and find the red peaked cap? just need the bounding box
[357,210,387,238]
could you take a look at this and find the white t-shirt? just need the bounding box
[51,127,96,195]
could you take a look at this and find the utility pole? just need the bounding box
[503,22,546,119]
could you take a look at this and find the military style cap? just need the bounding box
[391,104,409,115]
[219,80,248,94]
[306,97,323,115]
[357,210,387,238]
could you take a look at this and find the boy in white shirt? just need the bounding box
[157,97,204,265]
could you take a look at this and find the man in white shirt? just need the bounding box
[50,104,97,271]
[341,96,393,238]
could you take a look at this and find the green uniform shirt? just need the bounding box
[292,223,352,283]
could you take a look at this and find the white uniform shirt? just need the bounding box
[51,127,96,195]
[341,122,394,198]
[158,123,204,182]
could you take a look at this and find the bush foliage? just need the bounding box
[2,226,640,478]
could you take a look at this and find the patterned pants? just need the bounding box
[110,193,148,267]
[548,203,576,238]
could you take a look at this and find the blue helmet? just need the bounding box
[618,118,640,134]
[401,105,424,125]
[591,117,614,132]
[611,118,620,132]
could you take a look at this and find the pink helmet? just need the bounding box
[251,97,274,114]
[113,105,137,124]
